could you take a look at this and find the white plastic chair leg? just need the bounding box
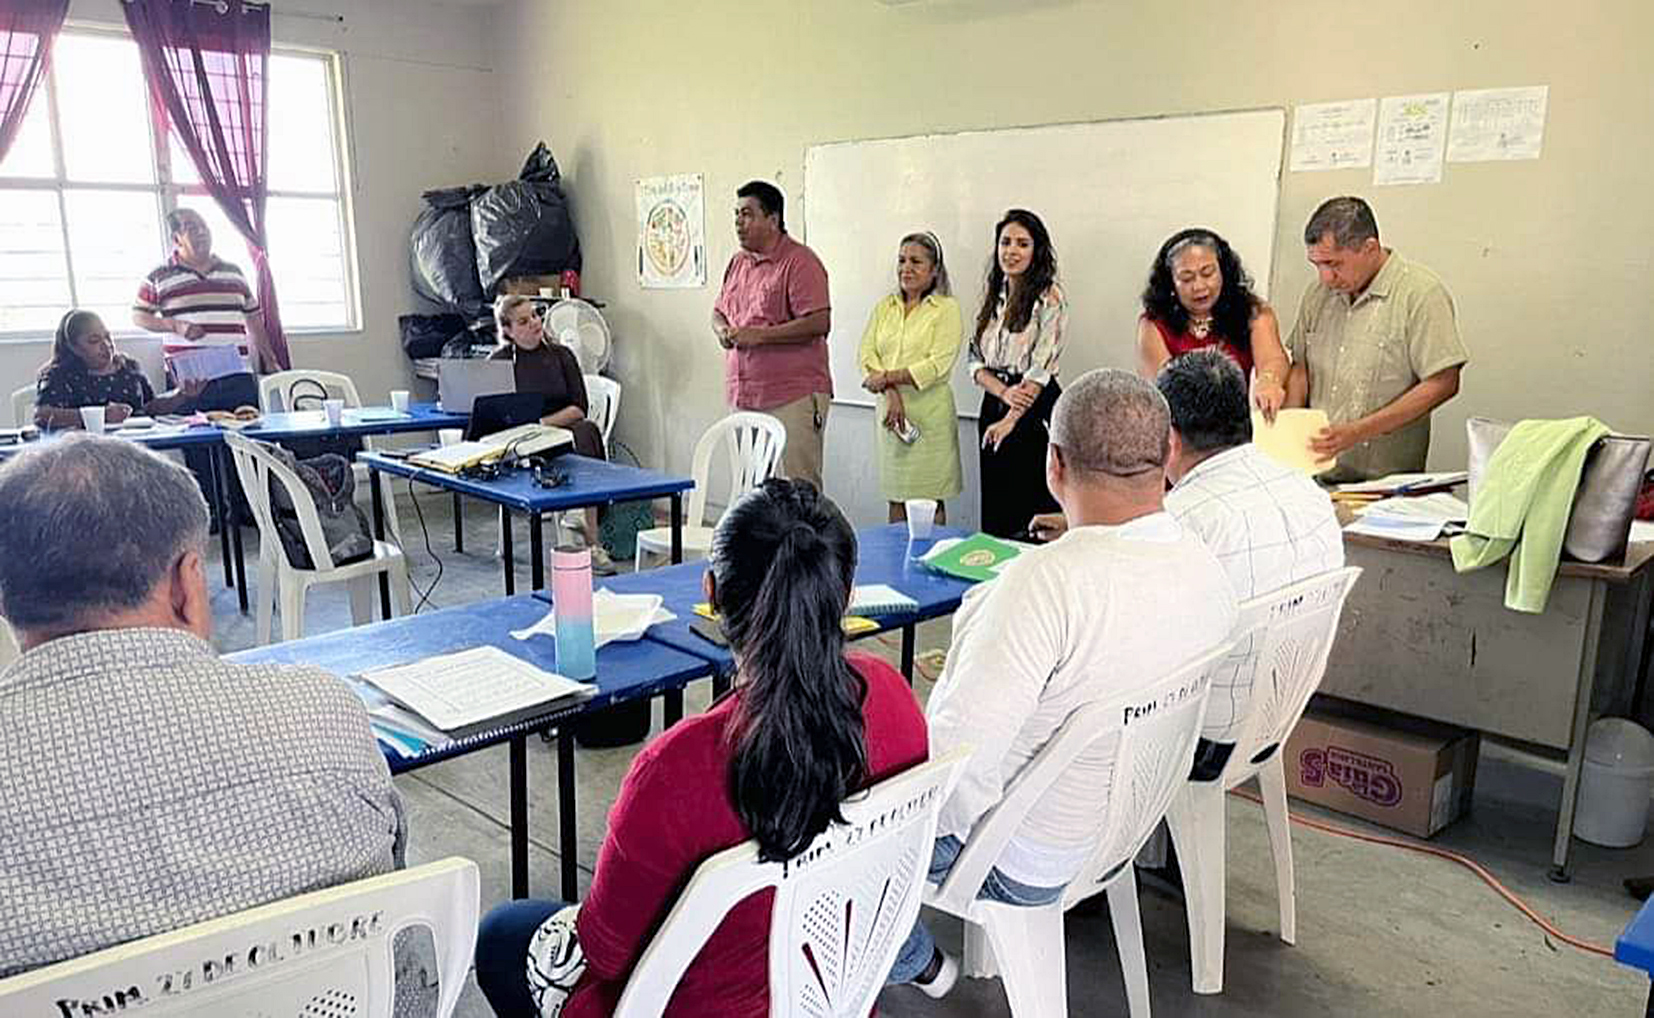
[254,548,278,646]
[347,575,375,627]
[1166,783,1228,995]
[962,919,998,978]
[378,473,404,548]
[1106,871,1151,1018]
[278,575,309,643]
[390,558,414,618]
[981,904,1069,1017]
[1259,755,1297,945]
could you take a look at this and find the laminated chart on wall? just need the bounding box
[1447,86,1548,162]
[1374,93,1449,186]
[1290,99,1377,171]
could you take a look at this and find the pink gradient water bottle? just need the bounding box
[551,547,596,680]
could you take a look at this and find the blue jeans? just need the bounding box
[475,898,570,1018]
[886,835,1066,985]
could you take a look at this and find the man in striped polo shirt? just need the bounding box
[133,208,275,411]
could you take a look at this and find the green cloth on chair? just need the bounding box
[1450,416,1610,613]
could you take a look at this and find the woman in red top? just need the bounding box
[1135,228,1289,419]
[475,479,928,1018]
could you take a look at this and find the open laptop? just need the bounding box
[437,359,517,414]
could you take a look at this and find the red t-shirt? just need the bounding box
[567,653,928,1018]
[712,233,834,411]
[1145,314,1254,374]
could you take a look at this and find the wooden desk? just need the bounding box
[1325,506,1654,879]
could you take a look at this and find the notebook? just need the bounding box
[358,645,594,740]
[920,532,1021,582]
[847,584,919,616]
[407,422,574,473]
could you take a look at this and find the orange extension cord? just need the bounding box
[1227,787,1615,958]
[894,636,1618,959]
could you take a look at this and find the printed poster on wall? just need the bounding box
[1290,98,1377,171]
[636,174,706,289]
[1447,86,1548,162]
[1373,93,1449,186]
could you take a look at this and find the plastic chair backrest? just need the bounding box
[224,431,341,572]
[258,369,364,414]
[613,749,969,1018]
[0,857,480,1018]
[584,374,620,449]
[1218,567,1363,789]
[929,638,1235,915]
[11,384,36,429]
[686,412,787,528]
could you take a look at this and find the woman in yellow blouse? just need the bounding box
[859,232,964,523]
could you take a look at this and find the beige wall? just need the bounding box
[491,0,1654,524]
[0,0,498,412]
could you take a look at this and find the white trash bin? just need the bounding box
[1575,718,1654,848]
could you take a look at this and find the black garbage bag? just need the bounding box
[471,142,582,292]
[399,313,469,359]
[411,185,487,316]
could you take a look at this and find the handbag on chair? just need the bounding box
[1466,416,1651,563]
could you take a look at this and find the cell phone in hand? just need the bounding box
[689,618,729,648]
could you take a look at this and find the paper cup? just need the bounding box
[390,389,410,412]
[439,428,463,447]
[905,499,937,540]
[79,405,106,434]
[322,398,345,427]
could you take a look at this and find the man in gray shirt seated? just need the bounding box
[0,435,406,976]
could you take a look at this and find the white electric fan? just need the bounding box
[543,298,613,374]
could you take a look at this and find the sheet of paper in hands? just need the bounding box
[512,589,674,648]
[1251,408,1336,476]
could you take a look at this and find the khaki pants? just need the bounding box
[762,392,829,493]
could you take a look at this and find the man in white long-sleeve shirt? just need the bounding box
[889,369,1237,996]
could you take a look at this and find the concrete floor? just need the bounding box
[204,488,1654,1017]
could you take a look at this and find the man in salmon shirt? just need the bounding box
[710,180,834,491]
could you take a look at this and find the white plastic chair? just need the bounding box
[613,749,970,1018]
[0,617,18,671]
[11,384,36,428]
[225,431,413,645]
[259,368,403,547]
[1166,567,1363,996]
[0,857,480,1018]
[584,373,621,453]
[634,412,786,570]
[924,638,1236,1018]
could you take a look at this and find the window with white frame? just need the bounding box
[0,29,357,337]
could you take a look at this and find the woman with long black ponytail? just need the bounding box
[475,479,928,1018]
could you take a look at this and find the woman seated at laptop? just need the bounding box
[473,479,928,1018]
[491,294,612,569]
[34,310,204,430]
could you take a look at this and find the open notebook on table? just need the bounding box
[407,423,574,474]
[357,645,594,745]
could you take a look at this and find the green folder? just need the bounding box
[921,533,1022,582]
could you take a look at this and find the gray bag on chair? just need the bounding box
[1466,416,1651,563]
[264,442,376,570]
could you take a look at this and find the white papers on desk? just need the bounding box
[512,590,674,648]
[359,645,592,736]
[1251,409,1335,476]
[848,584,919,616]
[1344,492,1469,542]
[168,344,247,383]
[1336,471,1469,495]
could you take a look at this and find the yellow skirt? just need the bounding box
[875,381,963,502]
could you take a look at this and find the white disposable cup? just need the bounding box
[80,405,106,434]
[538,286,556,298]
[905,499,937,540]
[390,389,410,412]
[439,428,463,447]
[323,398,345,427]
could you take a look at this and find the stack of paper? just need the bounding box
[408,423,574,473]
[1336,471,1469,496]
[1343,492,1469,542]
[358,645,593,740]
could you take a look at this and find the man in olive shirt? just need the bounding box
[1286,196,1469,482]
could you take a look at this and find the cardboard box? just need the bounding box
[1283,696,1478,838]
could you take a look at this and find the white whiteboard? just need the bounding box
[805,108,1287,413]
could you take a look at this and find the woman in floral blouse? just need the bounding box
[34,310,202,430]
[967,209,1067,537]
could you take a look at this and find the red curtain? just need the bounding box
[0,0,69,164]
[124,0,290,369]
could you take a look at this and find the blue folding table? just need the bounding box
[229,594,712,902]
[1618,896,1654,1016]
[360,450,695,602]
